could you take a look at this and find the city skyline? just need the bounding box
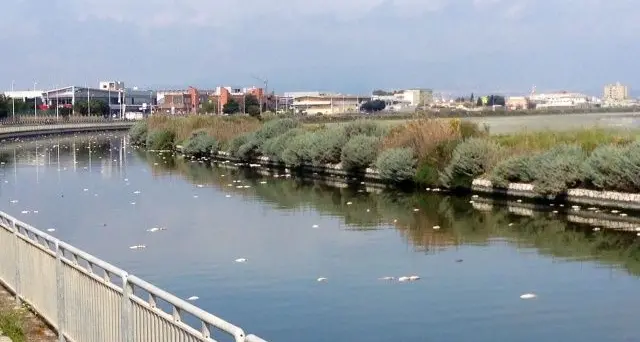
[1,0,639,95]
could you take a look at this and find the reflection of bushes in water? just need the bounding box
[140,151,178,173]
[139,155,640,276]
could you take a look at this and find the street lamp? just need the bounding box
[33,81,38,118]
[10,81,15,121]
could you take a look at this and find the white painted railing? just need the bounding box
[0,212,267,342]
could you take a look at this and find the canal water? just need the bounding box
[1,132,640,342]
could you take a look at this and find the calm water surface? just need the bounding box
[1,132,640,342]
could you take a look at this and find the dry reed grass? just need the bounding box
[147,115,262,144]
[382,118,460,160]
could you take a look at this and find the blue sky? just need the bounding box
[1,0,638,96]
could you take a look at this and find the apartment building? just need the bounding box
[603,82,629,102]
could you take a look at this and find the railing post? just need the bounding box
[121,273,133,342]
[12,219,21,306]
[55,240,66,342]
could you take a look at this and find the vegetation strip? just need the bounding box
[130,115,640,210]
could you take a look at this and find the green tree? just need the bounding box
[90,99,110,117]
[360,100,386,112]
[0,95,9,119]
[223,98,240,114]
[201,100,217,114]
[244,94,261,117]
[470,93,475,104]
[74,100,88,115]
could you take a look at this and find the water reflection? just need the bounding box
[136,150,640,277]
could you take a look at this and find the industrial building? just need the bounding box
[285,92,367,115]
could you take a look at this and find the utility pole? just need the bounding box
[251,75,268,116]
[86,83,91,116]
[33,81,38,118]
[11,81,15,121]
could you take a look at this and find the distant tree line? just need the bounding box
[360,99,387,112]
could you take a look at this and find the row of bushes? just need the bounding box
[132,115,640,196]
[441,138,640,195]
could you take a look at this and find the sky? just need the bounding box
[1,0,639,96]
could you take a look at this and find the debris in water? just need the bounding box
[413,208,420,212]
[317,277,328,282]
[133,191,141,194]
[235,258,247,263]
[346,202,352,205]
[520,293,536,300]
[611,210,620,214]
[47,228,56,232]
[312,225,319,228]
[378,277,395,281]
[129,245,146,250]
[83,188,89,192]
[432,225,441,230]
[187,296,199,301]
[593,227,601,232]
[21,210,29,214]
[9,200,18,204]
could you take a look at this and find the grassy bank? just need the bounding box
[130,115,640,196]
[0,309,25,342]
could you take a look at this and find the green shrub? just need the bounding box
[583,142,640,192]
[340,135,380,171]
[440,138,502,189]
[0,310,25,342]
[227,134,250,158]
[459,121,489,139]
[489,155,535,187]
[529,144,586,196]
[375,148,416,183]
[415,162,440,187]
[182,130,219,158]
[237,136,260,160]
[129,121,148,146]
[342,120,387,139]
[255,118,300,144]
[281,132,316,167]
[309,128,349,165]
[146,129,175,151]
[261,128,306,162]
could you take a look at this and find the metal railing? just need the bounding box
[0,116,128,127]
[0,122,134,136]
[0,212,267,342]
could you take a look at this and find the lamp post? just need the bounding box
[10,81,15,121]
[33,81,38,118]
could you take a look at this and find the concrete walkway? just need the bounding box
[0,285,57,342]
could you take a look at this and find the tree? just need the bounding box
[223,98,240,114]
[476,97,483,106]
[200,100,217,114]
[360,99,386,112]
[74,100,88,115]
[470,93,475,104]
[0,95,9,119]
[89,99,110,117]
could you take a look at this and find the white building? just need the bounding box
[3,90,44,101]
[371,89,429,111]
[530,92,592,109]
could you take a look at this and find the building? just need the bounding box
[603,82,629,102]
[506,96,530,110]
[156,87,215,114]
[529,91,592,109]
[371,89,432,112]
[41,82,157,115]
[286,92,367,115]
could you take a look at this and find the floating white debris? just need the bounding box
[21,211,29,214]
[408,275,421,281]
[620,213,628,217]
[312,225,319,229]
[187,296,199,301]
[193,195,198,198]
[83,188,89,192]
[471,195,479,199]
[593,227,601,232]
[588,207,597,211]
[516,199,522,203]
[33,210,38,214]
[552,210,559,214]
[47,228,56,232]
[129,245,146,250]
[508,223,514,227]
[611,210,620,214]
[9,200,18,204]
[225,195,232,198]
[425,188,431,191]
[133,191,141,194]
[259,181,267,184]
[346,202,352,205]
[520,293,537,300]
[559,204,564,207]
[124,178,129,182]
[366,209,370,213]
[243,185,251,189]
[317,277,328,282]
[146,227,166,233]
[130,202,136,205]
[469,200,474,204]
[379,276,395,281]
[197,184,204,188]
[413,208,420,212]
[398,276,410,282]
[572,205,580,210]
[432,225,441,230]
[235,258,247,263]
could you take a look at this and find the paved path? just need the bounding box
[0,285,57,342]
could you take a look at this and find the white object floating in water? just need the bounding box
[33,210,39,214]
[398,275,420,282]
[133,191,141,194]
[611,210,620,214]
[516,199,522,203]
[83,188,89,192]
[129,245,146,250]
[130,202,136,205]
[346,202,352,205]
[593,227,601,232]
[147,227,166,233]
[620,213,628,217]
[552,210,559,214]
[235,258,247,263]
[312,225,319,229]
[317,277,327,282]
[124,178,129,182]
[413,208,420,212]
[432,225,441,230]
[471,194,479,199]
[193,195,198,198]
[9,200,18,204]
[197,184,204,188]
[225,195,232,198]
[260,181,267,184]
[408,275,420,281]
[520,293,537,300]
[469,200,474,204]
[508,223,514,227]
[47,228,56,232]
[21,210,29,214]
[572,205,580,210]
[187,296,199,301]
[366,209,370,213]
[379,276,395,281]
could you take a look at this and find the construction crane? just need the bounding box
[251,75,268,116]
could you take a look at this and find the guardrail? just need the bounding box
[0,117,128,127]
[0,212,267,342]
[0,122,135,140]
